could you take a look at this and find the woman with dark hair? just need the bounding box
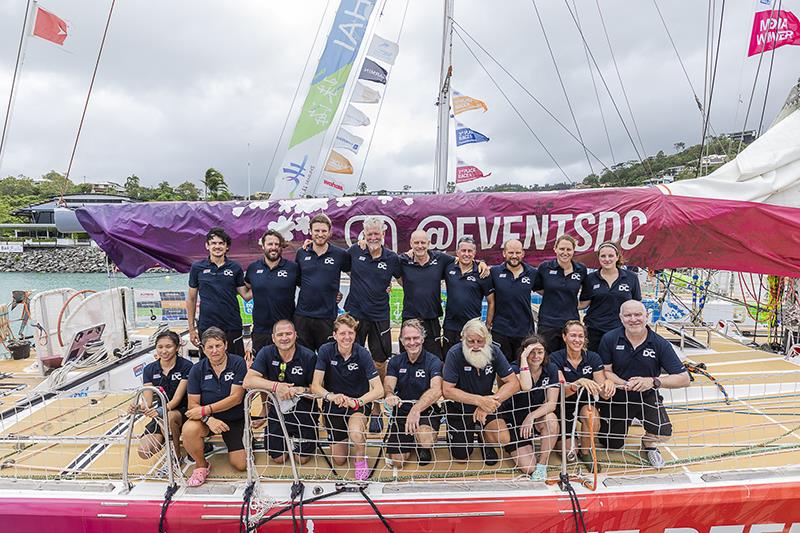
[549,321,615,472]
[183,327,248,486]
[500,334,560,481]
[534,235,588,353]
[130,330,193,462]
[311,314,384,481]
[579,242,642,352]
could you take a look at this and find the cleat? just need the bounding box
[645,448,665,469]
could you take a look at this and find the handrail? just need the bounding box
[122,385,174,493]
[244,388,300,485]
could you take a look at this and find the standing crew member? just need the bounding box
[187,227,249,356]
[579,242,642,352]
[245,230,299,355]
[486,239,536,362]
[384,319,443,468]
[598,300,690,468]
[534,235,588,353]
[295,214,351,351]
[344,217,402,433]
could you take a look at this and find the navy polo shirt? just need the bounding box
[442,343,513,396]
[187,354,247,421]
[598,327,686,380]
[533,260,588,330]
[489,263,537,338]
[400,252,454,320]
[295,244,351,319]
[387,350,443,414]
[549,349,604,384]
[142,357,194,411]
[344,245,402,321]
[251,344,317,412]
[443,262,493,332]
[581,268,642,332]
[502,361,559,422]
[245,257,299,333]
[315,341,379,398]
[188,257,245,331]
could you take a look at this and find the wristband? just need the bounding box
[201,406,206,417]
[208,405,213,414]
[520,366,529,371]
[272,382,278,393]
[324,392,331,401]
[353,399,360,410]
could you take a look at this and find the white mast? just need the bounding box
[434,0,454,195]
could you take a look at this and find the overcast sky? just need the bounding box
[0,0,797,195]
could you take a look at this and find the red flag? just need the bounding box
[456,159,491,184]
[748,10,800,56]
[32,6,68,46]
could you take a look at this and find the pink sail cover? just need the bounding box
[75,188,800,277]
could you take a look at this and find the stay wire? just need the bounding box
[694,0,726,179]
[756,0,782,136]
[0,0,32,171]
[531,0,594,175]
[451,27,573,183]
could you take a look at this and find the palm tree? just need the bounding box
[203,168,230,200]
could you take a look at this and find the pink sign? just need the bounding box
[748,10,800,56]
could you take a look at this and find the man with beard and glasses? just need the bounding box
[295,214,351,351]
[245,230,299,355]
[344,216,402,434]
[442,236,495,355]
[486,239,537,363]
[442,318,520,465]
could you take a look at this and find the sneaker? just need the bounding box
[355,459,370,481]
[645,448,665,469]
[530,463,547,481]
[417,448,432,466]
[578,452,602,473]
[480,445,498,466]
[369,415,383,434]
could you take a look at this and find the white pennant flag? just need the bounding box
[334,128,364,154]
[351,81,381,104]
[342,104,370,127]
[367,34,399,65]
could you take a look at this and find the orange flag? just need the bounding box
[452,90,488,115]
[324,150,354,174]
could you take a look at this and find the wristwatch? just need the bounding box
[652,377,662,390]
[201,415,210,423]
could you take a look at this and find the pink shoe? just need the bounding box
[354,459,369,481]
[187,464,211,487]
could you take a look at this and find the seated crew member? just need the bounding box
[598,300,690,468]
[534,235,588,353]
[187,227,250,356]
[344,216,401,433]
[442,318,520,465]
[295,214,351,351]
[245,230,299,355]
[244,320,318,464]
[549,321,614,472]
[130,330,193,461]
[499,334,559,481]
[311,314,385,481]
[486,239,536,362]
[183,327,249,486]
[579,242,642,352]
[442,236,494,356]
[384,319,443,468]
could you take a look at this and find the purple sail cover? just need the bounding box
[75,189,800,277]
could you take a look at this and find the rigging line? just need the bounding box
[0,0,33,173]
[452,27,573,183]
[260,0,333,193]
[531,0,594,176]
[355,0,412,192]
[756,0,782,137]
[450,19,617,178]
[63,0,116,194]
[573,0,614,165]
[694,0,726,179]
[732,0,761,135]
[590,0,653,178]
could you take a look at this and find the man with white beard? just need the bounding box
[442,318,520,465]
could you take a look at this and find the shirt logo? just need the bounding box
[223,371,235,381]
[582,367,593,375]
[331,360,338,366]
[616,345,626,350]
[277,270,288,278]
[153,373,161,379]
[521,276,531,284]
[593,283,600,289]
[324,257,335,265]
[485,363,494,375]
[223,269,234,277]
[272,360,280,366]
[347,362,359,371]
[642,348,656,359]
[449,270,456,275]
[172,373,183,381]
[549,270,558,275]
[571,273,582,280]
[204,374,213,380]
[256,269,264,274]
[399,368,407,374]
[542,377,550,386]
[463,366,472,372]
[377,262,387,270]
[466,276,476,282]
[431,259,438,265]
[291,366,303,375]
[358,256,366,261]
[499,273,507,278]
[415,369,426,378]
[304,256,311,261]
[618,284,630,291]
[202,269,211,274]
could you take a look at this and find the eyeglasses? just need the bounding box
[278,362,287,382]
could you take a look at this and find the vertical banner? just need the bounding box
[270,0,377,199]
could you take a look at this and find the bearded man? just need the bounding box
[442,318,520,465]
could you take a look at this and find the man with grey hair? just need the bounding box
[344,216,402,433]
[442,236,495,355]
[442,318,520,465]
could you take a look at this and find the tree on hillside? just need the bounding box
[583,173,600,187]
[203,168,230,200]
[175,181,201,201]
[124,174,143,199]
[38,171,73,199]
[153,181,177,201]
[356,182,368,195]
[674,142,686,152]
[0,176,36,198]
